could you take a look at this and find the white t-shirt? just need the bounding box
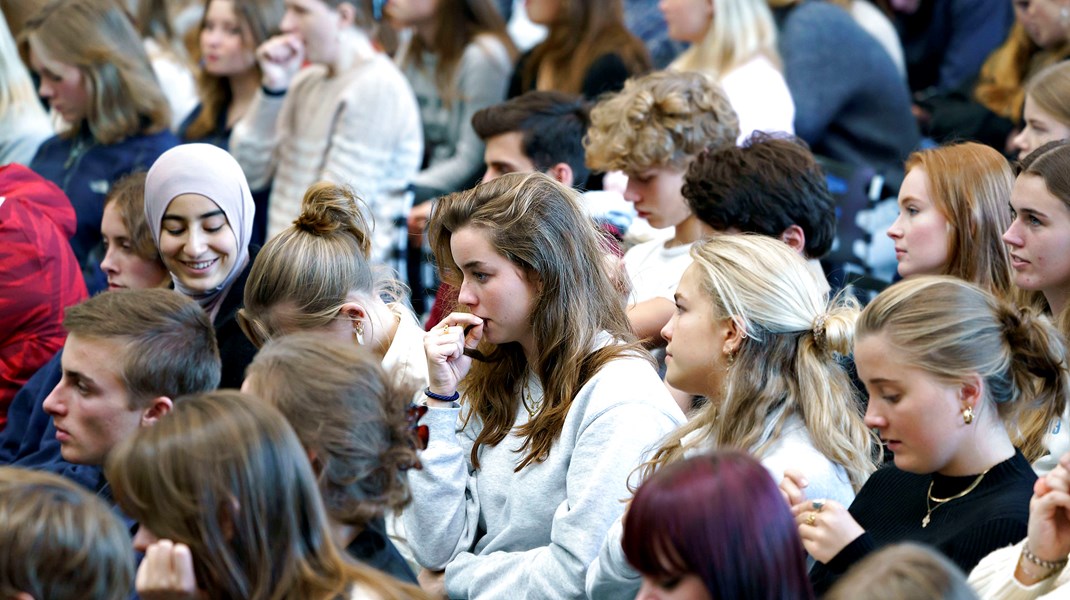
[622,232,695,303]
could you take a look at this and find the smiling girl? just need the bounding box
[793,276,1067,594]
[887,142,1016,298]
[145,143,259,389]
[405,172,684,599]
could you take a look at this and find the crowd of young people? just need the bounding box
[6,0,1070,599]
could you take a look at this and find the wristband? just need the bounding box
[1022,542,1069,579]
[261,85,287,97]
[424,387,459,402]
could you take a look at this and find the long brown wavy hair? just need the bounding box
[974,23,1070,122]
[427,172,650,471]
[520,0,651,95]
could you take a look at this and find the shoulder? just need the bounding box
[464,35,513,71]
[569,351,683,426]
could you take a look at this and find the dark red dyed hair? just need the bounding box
[622,451,814,600]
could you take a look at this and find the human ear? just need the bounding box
[778,224,807,255]
[722,316,747,355]
[140,396,175,427]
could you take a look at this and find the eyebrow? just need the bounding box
[865,377,897,386]
[161,209,226,221]
[1017,207,1048,219]
[461,260,488,271]
[62,369,94,387]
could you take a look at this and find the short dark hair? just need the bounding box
[683,133,836,259]
[471,91,591,185]
[63,289,220,407]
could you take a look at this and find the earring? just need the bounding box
[962,406,974,425]
[353,320,365,346]
[725,349,736,368]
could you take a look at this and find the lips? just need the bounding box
[1010,254,1031,269]
[182,258,218,273]
[54,426,71,443]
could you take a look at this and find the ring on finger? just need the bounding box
[812,500,825,512]
[805,512,817,527]
[443,325,450,335]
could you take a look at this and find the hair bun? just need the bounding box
[293,182,372,257]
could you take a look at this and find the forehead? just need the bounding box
[854,333,911,376]
[485,132,532,162]
[164,193,225,217]
[63,334,129,389]
[101,201,128,231]
[1011,173,1059,207]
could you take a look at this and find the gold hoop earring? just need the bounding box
[962,406,974,425]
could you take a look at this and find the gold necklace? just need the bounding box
[520,377,539,419]
[922,467,992,528]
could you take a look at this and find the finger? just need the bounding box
[172,543,199,592]
[780,477,805,507]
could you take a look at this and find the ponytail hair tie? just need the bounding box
[811,313,829,352]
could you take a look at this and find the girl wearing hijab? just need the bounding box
[144,143,258,389]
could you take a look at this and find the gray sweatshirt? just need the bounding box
[403,354,684,599]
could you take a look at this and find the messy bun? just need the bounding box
[294,182,373,258]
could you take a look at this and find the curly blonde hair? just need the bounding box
[585,70,740,174]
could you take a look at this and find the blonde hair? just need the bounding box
[239,181,403,348]
[105,391,429,600]
[0,467,134,600]
[903,142,1015,298]
[975,23,1070,122]
[824,543,977,600]
[1025,61,1070,128]
[857,276,1069,462]
[428,172,648,471]
[644,235,877,490]
[245,334,417,529]
[0,5,44,118]
[669,0,781,78]
[20,0,171,143]
[585,70,740,173]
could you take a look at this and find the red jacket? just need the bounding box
[0,164,87,429]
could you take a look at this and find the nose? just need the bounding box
[634,579,658,600]
[863,402,886,430]
[1003,221,1024,248]
[660,313,676,343]
[37,78,53,99]
[42,384,65,417]
[280,9,297,33]
[623,178,641,204]
[457,276,478,307]
[184,228,208,257]
[100,245,118,275]
[886,213,904,240]
[132,525,159,554]
[1012,130,1030,157]
[481,168,498,184]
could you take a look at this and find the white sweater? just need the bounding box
[230,36,422,269]
[586,414,856,599]
[969,540,1070,599]
[403,348,684,599]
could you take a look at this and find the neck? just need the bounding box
[1045,287,1070,320]
[938,421,1016,476]
[330,519,362,549]
[227,69,260,121]
[369,300,401,361]
[414,21,436,46]
[331,28,375,74]
[670,215,712,247]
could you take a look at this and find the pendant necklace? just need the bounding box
[922,467,992,528]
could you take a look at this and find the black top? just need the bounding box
[213,246,259,390]
[346,517,418,585]
[507,50,632,101]
[810,451,1035,594]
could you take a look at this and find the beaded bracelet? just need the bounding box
[1022,543,1069,579]
[424,387,460,402]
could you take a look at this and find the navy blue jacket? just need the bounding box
[30,128,177,290]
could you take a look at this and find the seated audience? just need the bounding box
[682,133,835,292]
[588,234,874,598]
[826,543,978,600]
[0,9,50,166]
[135,0,199,129]
[405,173,684,599]
[0,467,134,600]
[144,143,259,389]
[969,451,1070,597]
[244,334,420,583]
[230,0,422,272]
[1012,61,1070,160]
[106,391,427,599]
[623,451,814,600]
[792,276,1065,594]
[508,0,650,100]
[238,181,428,392]
[0,164,86,427]
[22,0,177,290]
[6,289,219,501]
[770,0,919,190]
[888,142,1016,299]
[663,0,794,139]
[585,70,740,343]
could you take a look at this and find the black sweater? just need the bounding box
[810,451,1035,595]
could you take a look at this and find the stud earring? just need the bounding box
[962,406,974,425]
[353,320,365,346]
